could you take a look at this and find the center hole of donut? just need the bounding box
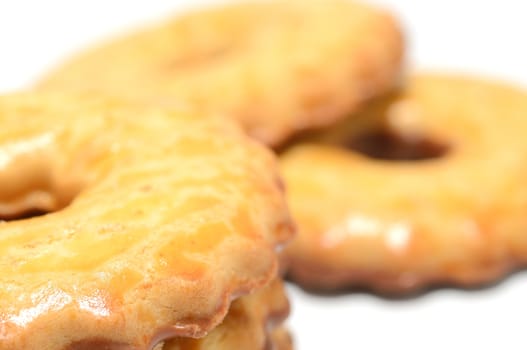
[0,187,79,222]
[0,208,52,222]
[346,129,448,161]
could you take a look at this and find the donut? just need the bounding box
[162,278,291,350]
[37,0,404,147]
[0,93,294,349]
[281,74,527,293]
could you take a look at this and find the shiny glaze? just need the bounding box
[0,93,293,349]
[162,279,291,350]
[282,75,527,292]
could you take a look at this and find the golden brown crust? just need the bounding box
[162,279,290,350]
[268,327,293,350]
[37,0,404,147]
[282,74,527,293]
[0,93,294,349]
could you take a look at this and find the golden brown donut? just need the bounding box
[282,74,527,293]
[162,279,291,350]
[37,0,404,147]
[0,93,294,349]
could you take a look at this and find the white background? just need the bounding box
[1,1,526,349]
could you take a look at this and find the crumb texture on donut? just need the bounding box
[38,0,404,146]
[282,74,527,293]
[0,93,293,350]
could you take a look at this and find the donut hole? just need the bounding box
[346,129,449,161]
[0,208,52,222]
[0,185,81,223]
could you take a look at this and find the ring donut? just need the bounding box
[0,93,293,349]
[282,74,527,293]
[37,0,403,147]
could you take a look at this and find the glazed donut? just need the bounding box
[0,93,294,349]
[162,278,292,350]
[37,0,403,147]
[282,74,527,293]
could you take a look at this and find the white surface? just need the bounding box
[1,1,527,349]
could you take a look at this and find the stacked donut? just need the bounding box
[0,94,294,350]
[2,0,527,349]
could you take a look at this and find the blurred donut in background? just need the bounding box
[282,74,527,294]
[37,0,404,147]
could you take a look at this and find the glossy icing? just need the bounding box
[0,93,293,349]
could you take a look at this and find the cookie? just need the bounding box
[282,74,527,293]
[0,92,293,349]
[38,0,404,147]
